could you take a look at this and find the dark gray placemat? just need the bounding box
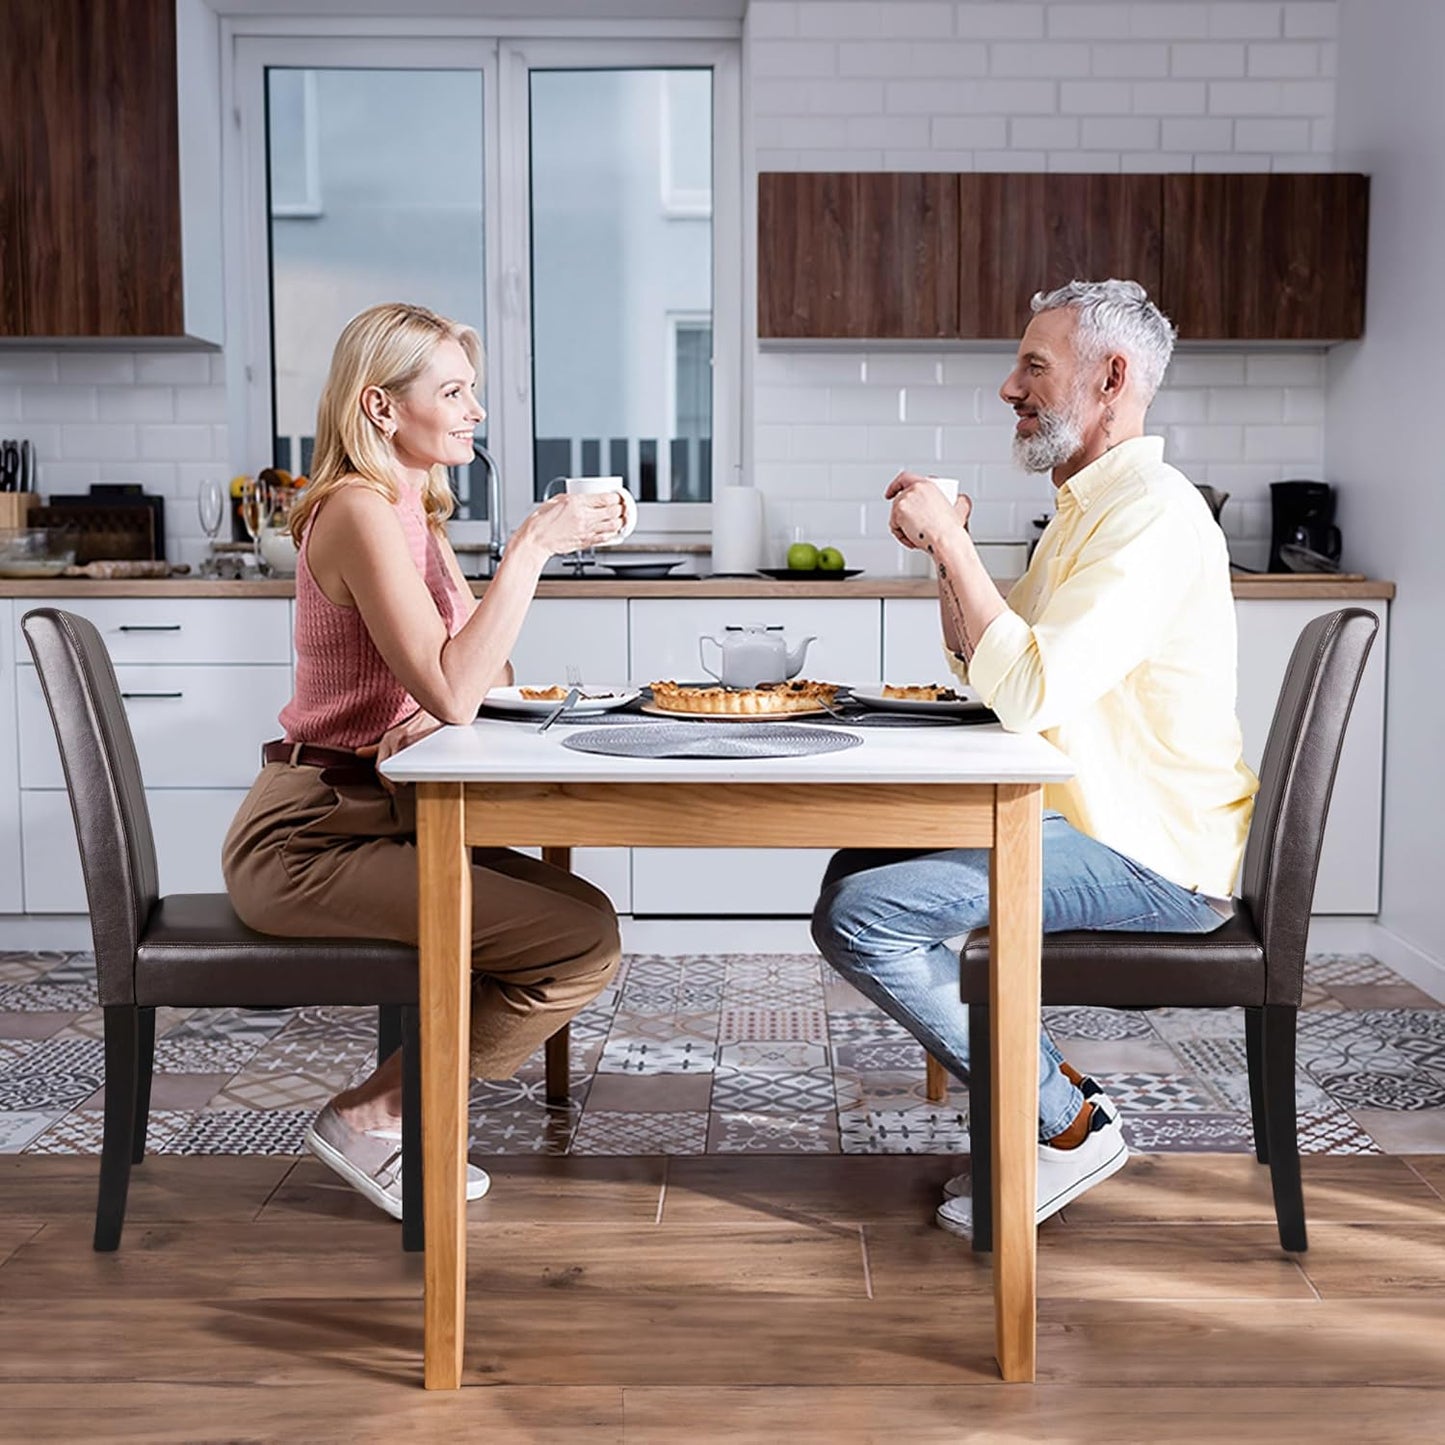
[562,722,864,759]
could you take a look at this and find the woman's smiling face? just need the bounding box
[390,337,485,471]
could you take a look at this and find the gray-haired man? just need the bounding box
[812,280,1259,1238]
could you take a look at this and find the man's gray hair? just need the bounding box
[1030,279,1177,404]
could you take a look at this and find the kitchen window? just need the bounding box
[231,33,739,539]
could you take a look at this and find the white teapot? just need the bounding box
[699,624,816,689]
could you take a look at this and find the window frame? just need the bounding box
[225,25,740,542]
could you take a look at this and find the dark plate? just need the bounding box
[755,567,863,580]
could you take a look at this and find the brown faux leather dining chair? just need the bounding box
[21,607,425,1253]
[959,607,1380,1256]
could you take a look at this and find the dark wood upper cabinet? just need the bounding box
[1160,173,1369,341]
[958,174,1163,340]
[0,0,214,341]
[758,172,960,340]
[759,170,1367,344]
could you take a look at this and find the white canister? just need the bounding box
[711,485,765,575]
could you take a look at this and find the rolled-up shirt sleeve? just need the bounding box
[965,501,1204,734]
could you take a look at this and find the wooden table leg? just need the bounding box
[924,1054,949,1103]
[541,846,572,1106]
[417,782,472,1391]
[988,783,1043,1383]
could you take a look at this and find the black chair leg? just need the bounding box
[1261,1004,1307,1252]
[967,1003,993,1254]
[131,1007,156,1165]
[377,1004,404,1067]
[96,1005,141,1252]
[400,1005,424,1253]
[1244,1005,1270,1165]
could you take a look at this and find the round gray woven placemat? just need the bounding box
[562,721,864,759]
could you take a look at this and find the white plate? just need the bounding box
[483,685,639,717]
[848,685,988,716]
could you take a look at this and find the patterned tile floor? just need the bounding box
[2,948,1444,1158]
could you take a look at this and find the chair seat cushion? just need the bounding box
[959,910,1267,1009]
[135,894,418,1008]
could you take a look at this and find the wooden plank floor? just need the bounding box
[3,1153,1445,1442]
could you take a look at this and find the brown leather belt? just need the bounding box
[261,739,378,786]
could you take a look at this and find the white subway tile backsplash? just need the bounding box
[753,115,851,148]
[1235,116,1313,151]
[60,424,138,460]
[57,354,136,384]
[1244,353,1327,385]
[841,114,928,148]
[1161,116,1234,150]
[905,41,991,78]
[939,425,1014,464]
[1081,115,1161,149]
[753,460,833,497]
[943,355,1014,388]
[1121,151,1181,172]
[1311,115,1334,151]
[1089,43,1171,78]
[1169,42,1247,77]
[1190,151,1271,170]
[787,423,872,461]
[755,424,792,462]
[1208,4,1284,40]
[1247,41,1320,77]
[954,3,1046,41]
[931,115,1010,148]
[862,355,944,385]
[38,461,103,489]
[992,42,1092,78]
[974,149,1047,170]
[0,355,60,384]
[902,387,981,424]
[1010,116,1081,149]
[1285,2,1336,38]
[98,386,175,423]
[796,2,884,39]
[1166,424,1245,460]
[886,4,956,39]
[1130,4,1213,40]
[1059,80,1136,113]
[886,79,1057,113]
[1147,388,1211,423]
[1284,388,1326,423]
[134,354,210,385]
[866,424,941,463]
[805,79,885,114]
[751,40,839,78]
[1244,423,1325,461]
[1047,5,1135,40]
[0,387,20,423]
[1131,80,1209,114]
[137,423,215,461]
[1168,355,1249,385]
[174,387,228,424]
[836,41,924,78]
[747,2,797,39]
[752,78,804,113]
[884,148,975,169]
[1207,79,1332,115]
[21,385,98,423]
[1048,150,1123,172]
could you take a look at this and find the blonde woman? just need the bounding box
[224,302,624,1217]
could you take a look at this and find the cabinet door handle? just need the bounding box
[119,691,184,700]
[118,624,182,632]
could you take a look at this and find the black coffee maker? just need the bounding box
[1269,480,1342,572]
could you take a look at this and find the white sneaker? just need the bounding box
[305,1105,491,1220]
[936,1100,1128,1239]
[942,1075,1112,1200]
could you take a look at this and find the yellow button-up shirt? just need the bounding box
[955,435,1258,897]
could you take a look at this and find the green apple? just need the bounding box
[818,546,846,572]
[786,541,819,570]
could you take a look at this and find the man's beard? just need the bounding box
[1011,387,1088,474]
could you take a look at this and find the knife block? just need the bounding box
[0,493,38,530]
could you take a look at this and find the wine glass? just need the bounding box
[197,479,225,577]
[240,478,274,575]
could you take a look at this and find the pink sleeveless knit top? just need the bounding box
[279,483,473,750]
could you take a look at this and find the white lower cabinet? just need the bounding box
[22,788,250,913]
[1235,599,1386,914]
[631,848,831,917]
[882,597,954,685]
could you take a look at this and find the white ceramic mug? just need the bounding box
[924,475,961,505]
[543,475,638,545]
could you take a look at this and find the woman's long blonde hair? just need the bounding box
[288,302,483,544]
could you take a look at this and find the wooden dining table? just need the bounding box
[381,713,1074,1390]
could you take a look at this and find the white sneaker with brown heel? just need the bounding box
[935,1100,1128,1240]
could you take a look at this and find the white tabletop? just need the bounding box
[381,716,1074,786]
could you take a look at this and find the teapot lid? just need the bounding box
[724,623,784,631]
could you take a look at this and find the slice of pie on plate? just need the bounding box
[881,683,964,702]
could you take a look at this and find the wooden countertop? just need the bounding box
[0,574,1397,601]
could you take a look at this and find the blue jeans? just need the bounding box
[811,813,1226,1140]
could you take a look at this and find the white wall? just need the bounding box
[746,0,1338,572]
[1327,0,1445,972]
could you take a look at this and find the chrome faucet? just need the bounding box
[472,441,505,572]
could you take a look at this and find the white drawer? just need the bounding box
[882,598,957,685]
[14,597,292,665]
[631,848,830,916]
[510,599,629,688]
[19,664,293,789]
[22,788,248,914]
[629,598,882,685]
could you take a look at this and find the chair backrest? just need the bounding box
[1240,607,1379,1003]
[21,608,159,1006]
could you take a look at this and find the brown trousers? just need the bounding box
[222,761,620,1077]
